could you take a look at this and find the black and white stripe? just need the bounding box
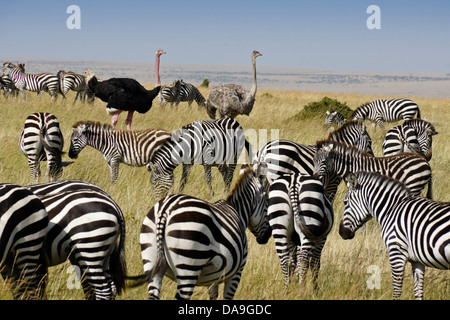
[27,180,127,300]
[351,98,421,130]
[148,117,250,198]
[325,110,346,129]
[254,120,373,202]
[2,62,63,101]
[57,70,95,104]
[340,171,449,300]
[19,113,70,183]
[268,173,333,288]
[68,121,172,183]
[0,183,48,299]
[131,165,271,300]
[1,63,25,98]
[314,140,433,198]
[159,79,206,108]
[382,119,438,161]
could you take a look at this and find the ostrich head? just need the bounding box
[155,49,166,57]
[84,69,96,84]
[252,50,262,61]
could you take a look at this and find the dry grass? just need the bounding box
[0,86,448,300]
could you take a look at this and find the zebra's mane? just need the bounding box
[72,120,114,132]
[316,139,373,158]
[350,102,371,118]
[225,166,255,202]
[327,120,363,139]
[354,171,413,198]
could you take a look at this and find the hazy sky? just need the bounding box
[2,1,450,72]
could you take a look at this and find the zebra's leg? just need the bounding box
[208,284,219,300]
[297,245,311,285]
[178,164,193,193]
[309,240,326,291]
[108,158,120,184]
[223,267,244,300]
[411,262,425,300]
[20,89,26,101]
[175,273,199,300]
[28,158,41,183]
[203,165,214,198]
[388,249,407,300]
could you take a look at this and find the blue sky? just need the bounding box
[2,1,450,72]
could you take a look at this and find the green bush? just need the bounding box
[291,96,353,121]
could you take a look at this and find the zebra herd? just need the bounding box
[0,60,449,300]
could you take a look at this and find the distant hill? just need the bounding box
[2,57,450,98]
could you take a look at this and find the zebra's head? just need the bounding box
[418,127,438,161]
[339,172,372,240]
[325,110,346,128]
[313,142,335,179]
[69,122,90,159]
[148,162,174,199]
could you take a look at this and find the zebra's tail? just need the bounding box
[245,139,253,165]
[56,71,66,100]
[110,210,127,295]
[416,107,421,119]
[426,175,433,200]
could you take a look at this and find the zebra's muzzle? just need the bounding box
[339,220,355,240]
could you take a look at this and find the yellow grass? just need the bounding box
[0,86,448,300]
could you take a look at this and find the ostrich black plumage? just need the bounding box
[86,49,166,130]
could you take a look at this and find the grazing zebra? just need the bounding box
[268,173,333,289]
[148,117,250,199]
[1,63,25,98]
[159,79,206,108]
[0,184,48,299]
[351,98,421,130]
[68,121,172,183]
[324,110,346,129]
[254,120,373,202]
[382,119,438,161]
[340,171,450,300]
[57,70,95,104]
[19,112,72,183]
[2,62,63,101]
[130,165,271,300]
[314,140,433,198]
[27,180,127,300]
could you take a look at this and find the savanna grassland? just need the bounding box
[0,86,448,300]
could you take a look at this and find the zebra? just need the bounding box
[324,110,346,129]
[159,79,206,108]
[27,180,127,300]
[2,62,63,101]
[57,70,95,104]
[351,98,421,130]
[1,63,25,98]
[382,119,438,161]
[0,184,48,300]
[148,117,251,199]
[254,120,374,202]
[340,171,450,300]
[68,121,172,183]
[313,140,433,198]
[19,112,72,183]
[268,172,333,289]
[129,165,271,300]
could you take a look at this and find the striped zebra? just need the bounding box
[130,165,271,300]
[68,121,172,183]
[57,70,95,104]
[268,172,333,289]
[382,119,438,161]
[2,62,63,101]
[254,120,373,202]
[314,140,433,198]
[148,117,250,199]
[19,112,72,183]
[0,184,48,299]
[324,110,346,129]
[27,180,127,300]
[159,79,206,108]
[351,98,421,130]
[340,171,449,300]
[1,63,25,98]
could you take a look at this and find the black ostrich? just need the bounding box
[85,49,166,130]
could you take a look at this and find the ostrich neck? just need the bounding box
[249,58,257,98]
[155,54,161,86]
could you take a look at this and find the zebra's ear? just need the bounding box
[344,172,358,188]
[323,143,334,153]
[256,161,268,183]
[326,110,330,115]
[427,128,438,136]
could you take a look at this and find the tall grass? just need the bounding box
[0,87,448,300]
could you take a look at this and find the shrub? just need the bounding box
[291,96,353,121]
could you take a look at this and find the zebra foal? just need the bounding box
[159,79,206,108]
[267,172,333,289]
[69,121,172,183]
[129,165,271,300]
[351,98,421,130]
[19,112,72,183]
[0,184,48,299]
[340,171,449,300]
[57,70,94,104]
[28,180,127,300]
